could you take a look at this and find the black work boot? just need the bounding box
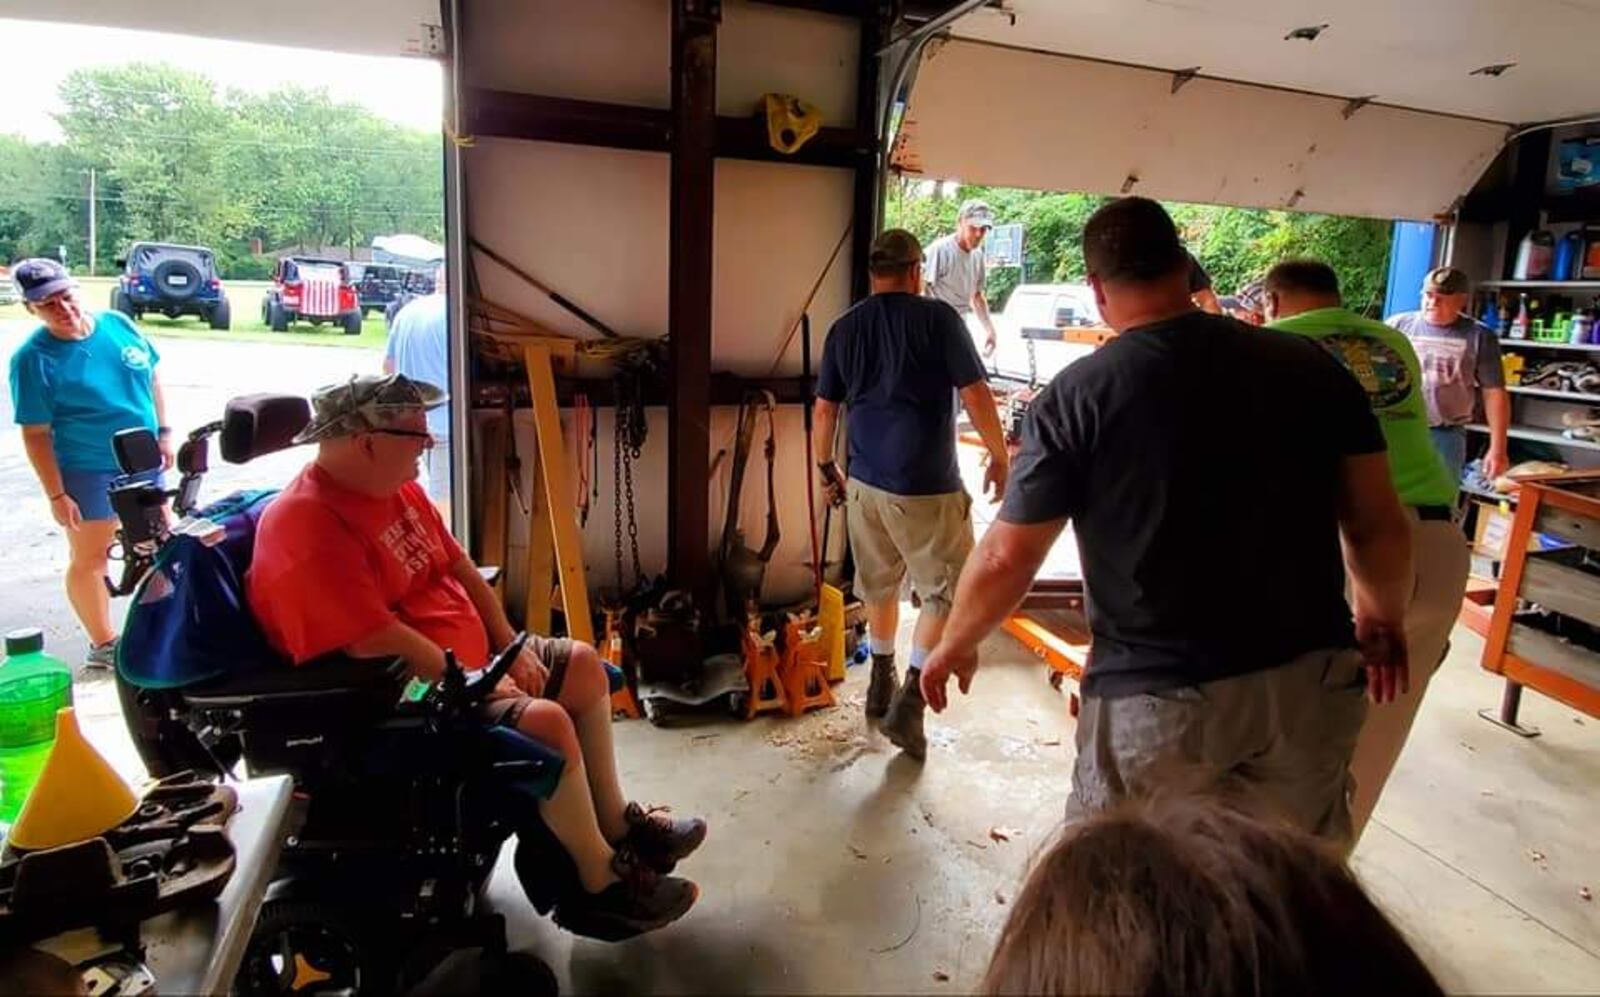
[865,654,898,719]
[553,847,700,942]
[881,668,927,761]
[621,802,707,874]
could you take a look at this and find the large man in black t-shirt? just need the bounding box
[920,198,1413,846]
[813,229,1011,760]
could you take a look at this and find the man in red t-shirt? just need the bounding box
[248,373,703,940]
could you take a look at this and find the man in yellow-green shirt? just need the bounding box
[1264,259,1469,842]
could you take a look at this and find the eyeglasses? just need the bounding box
[367,428,434,446]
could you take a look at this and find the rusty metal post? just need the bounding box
[668,0,721,593]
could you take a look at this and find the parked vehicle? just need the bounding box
[262,256,364,335]
[111,242,231,329]
[987,282,1100,386]
[349,261,409,318]
[383,268,440,327]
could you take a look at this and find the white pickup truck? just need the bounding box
[977,282,1101,387]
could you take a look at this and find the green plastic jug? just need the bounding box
[0,628,74,829]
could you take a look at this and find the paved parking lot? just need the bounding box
[0,319,380,669]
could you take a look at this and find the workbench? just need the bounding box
[1480,471,1600,735]
[32,774,293,995]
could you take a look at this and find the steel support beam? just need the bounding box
[668,0,720,592]
[463,87,869,169]
[851,2,891,301]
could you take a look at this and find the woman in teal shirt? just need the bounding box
[8,259,172,669]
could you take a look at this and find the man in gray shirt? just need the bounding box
[1386,266,1508,484]
[924,199,999,356]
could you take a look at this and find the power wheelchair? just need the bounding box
[108,394,580,995]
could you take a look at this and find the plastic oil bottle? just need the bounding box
[0,628,74,831]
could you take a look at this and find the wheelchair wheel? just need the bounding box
[238,900,393,996]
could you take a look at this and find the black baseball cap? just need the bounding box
[868,229,923,272]
[1423,266,1470,295]
[12,258,75,304]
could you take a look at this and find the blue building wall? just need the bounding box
[1383,221,1438,318]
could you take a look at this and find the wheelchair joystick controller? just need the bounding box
[422,633,530,722]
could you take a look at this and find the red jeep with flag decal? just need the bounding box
[262,256,364,335]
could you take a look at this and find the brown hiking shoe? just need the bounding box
[553,847,699,941]
[622,802,707,875]
[865,654,897,719]
[881,670,927,760]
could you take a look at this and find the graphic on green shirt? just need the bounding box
[1316,335,1412,411]
[1268,307,1458,507]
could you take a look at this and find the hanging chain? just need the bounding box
[613,407,625,596]
[624,426,642,584]
[1026,335,1038,388]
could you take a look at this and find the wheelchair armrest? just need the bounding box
[181,654,407,706]
[478,565,503,587]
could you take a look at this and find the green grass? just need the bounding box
[1,275,386,350]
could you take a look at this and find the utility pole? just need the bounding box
[87,168,97,277]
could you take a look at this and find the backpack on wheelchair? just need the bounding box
[106,394,574,995]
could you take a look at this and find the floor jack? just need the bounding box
[778,614,835,716]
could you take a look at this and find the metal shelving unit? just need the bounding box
[1507,385,1600,404]
[1498,338,1600,352]
[1482,280,1600,290]
[1465,423,1600,452]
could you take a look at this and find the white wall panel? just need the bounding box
[465,138,669,340]
[718,0,859,125]
[713,160,855,377]
[462,0,669,106]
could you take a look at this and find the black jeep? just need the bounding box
[112,242,231,330]
[349,261,409,318]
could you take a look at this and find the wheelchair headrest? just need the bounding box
[221,394,312,464]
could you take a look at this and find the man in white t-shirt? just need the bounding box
[383,267,452,516]
[924,199,999,356]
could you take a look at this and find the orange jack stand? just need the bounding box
[779,616,835,716]
[603,607,641,720]
[741,619,788,719]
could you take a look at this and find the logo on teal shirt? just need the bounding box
[121,345,152,371]
[1317,335,1411,410]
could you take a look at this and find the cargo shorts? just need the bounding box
[1065,647,1369,848]
[846,478,974,616]
[477,633,575,727]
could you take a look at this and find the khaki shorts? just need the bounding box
[846,478,974,616]
[1065,647,1369,848]
[477,634,575,727]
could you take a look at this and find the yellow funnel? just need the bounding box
[8,707,138,852]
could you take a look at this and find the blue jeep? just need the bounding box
[112,242,232,330]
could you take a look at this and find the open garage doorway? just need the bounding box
[0,15,450,727]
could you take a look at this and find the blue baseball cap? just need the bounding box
[13,258,75,304]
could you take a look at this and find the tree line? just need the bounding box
[886,179,1395,315]
[0,63,444,279]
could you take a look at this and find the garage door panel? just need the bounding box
[897,40,1507,220]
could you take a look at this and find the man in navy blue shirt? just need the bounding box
[813,229,1010,759]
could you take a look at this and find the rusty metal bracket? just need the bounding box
[1341,95,1376,120]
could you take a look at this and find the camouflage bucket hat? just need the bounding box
[292,373,447,444]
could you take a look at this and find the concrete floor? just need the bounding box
[452,623,1597,995]
[59,601,1600,993]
